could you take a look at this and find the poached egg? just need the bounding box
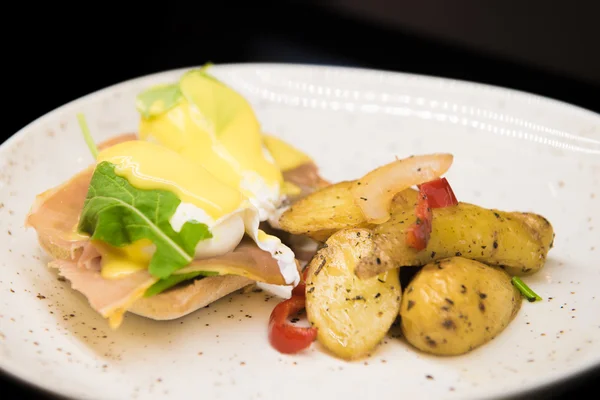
[93,69,308,292]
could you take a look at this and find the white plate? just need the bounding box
[1,64,599,400]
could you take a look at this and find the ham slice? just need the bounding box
[49,240,294,327]
[25,133,138,262]
[25,167,94,260]
[265,162,329,262]
[49,260,157,320]
[176,238,299,286]
[282,161,330,200]
[78,243,102,270]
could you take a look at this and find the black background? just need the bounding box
[2,1,599,398]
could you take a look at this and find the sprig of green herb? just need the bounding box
[77,113,98,159]
[511,276,542,302]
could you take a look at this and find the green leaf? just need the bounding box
[76,113,98,159]
[144,270,219,298]
[78,161,212,279]
[136,83,183,118]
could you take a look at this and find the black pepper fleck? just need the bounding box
[442,319,456,330]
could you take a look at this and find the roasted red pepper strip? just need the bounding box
[406,192,433,251]
[291,282,306,297]
[268,295,317,354]
[407,178,458,250]
[290,267,311,296]
[417,177,458,209]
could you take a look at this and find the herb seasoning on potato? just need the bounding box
[354,203,555,279]
[304,228,402,360]
[272,153,553,361]
[400,257,522,356]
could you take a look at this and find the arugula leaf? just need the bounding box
[78,161,212,279]
[144,270,218,298]
[136,83,183,118]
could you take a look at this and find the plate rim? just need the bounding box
[2,62,600,156]
[1,62,599,400]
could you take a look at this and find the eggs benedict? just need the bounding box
[25,67,328,328]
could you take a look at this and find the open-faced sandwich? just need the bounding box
[25,67,327,329]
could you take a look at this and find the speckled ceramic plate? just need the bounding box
[1,64,599,400]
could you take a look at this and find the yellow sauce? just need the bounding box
[262,134,312,172]
[96,140,244,220]
[94,239,154,279]
[281,181,302,196]
[138,70,284,200]
[256,229,271,242]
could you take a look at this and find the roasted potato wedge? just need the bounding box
[355,202,555,279]
[305,228,402,360]
[279,181,366,241]
[279,183,418,242]
[400,257,522,356]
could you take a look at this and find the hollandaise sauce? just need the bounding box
[262,134,312,172]
[137,69,284,208]
[95,239,154,279]
[96,140,245,221]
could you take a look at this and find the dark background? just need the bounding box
[2,0,599,398]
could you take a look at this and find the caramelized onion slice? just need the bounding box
[351,153,454,224]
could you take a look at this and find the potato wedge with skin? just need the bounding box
[400,257,522,356]
[355,202,555,279]
[305,228,402,360]
[279,182,418,242]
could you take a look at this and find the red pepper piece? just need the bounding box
[291,282,306,297]
[418,177,458,209]
[406,177,458,250]
[268,295,317,354]
[406,192,433,251]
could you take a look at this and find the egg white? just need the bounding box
[239,170,282,221]
[169,200,300,291]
